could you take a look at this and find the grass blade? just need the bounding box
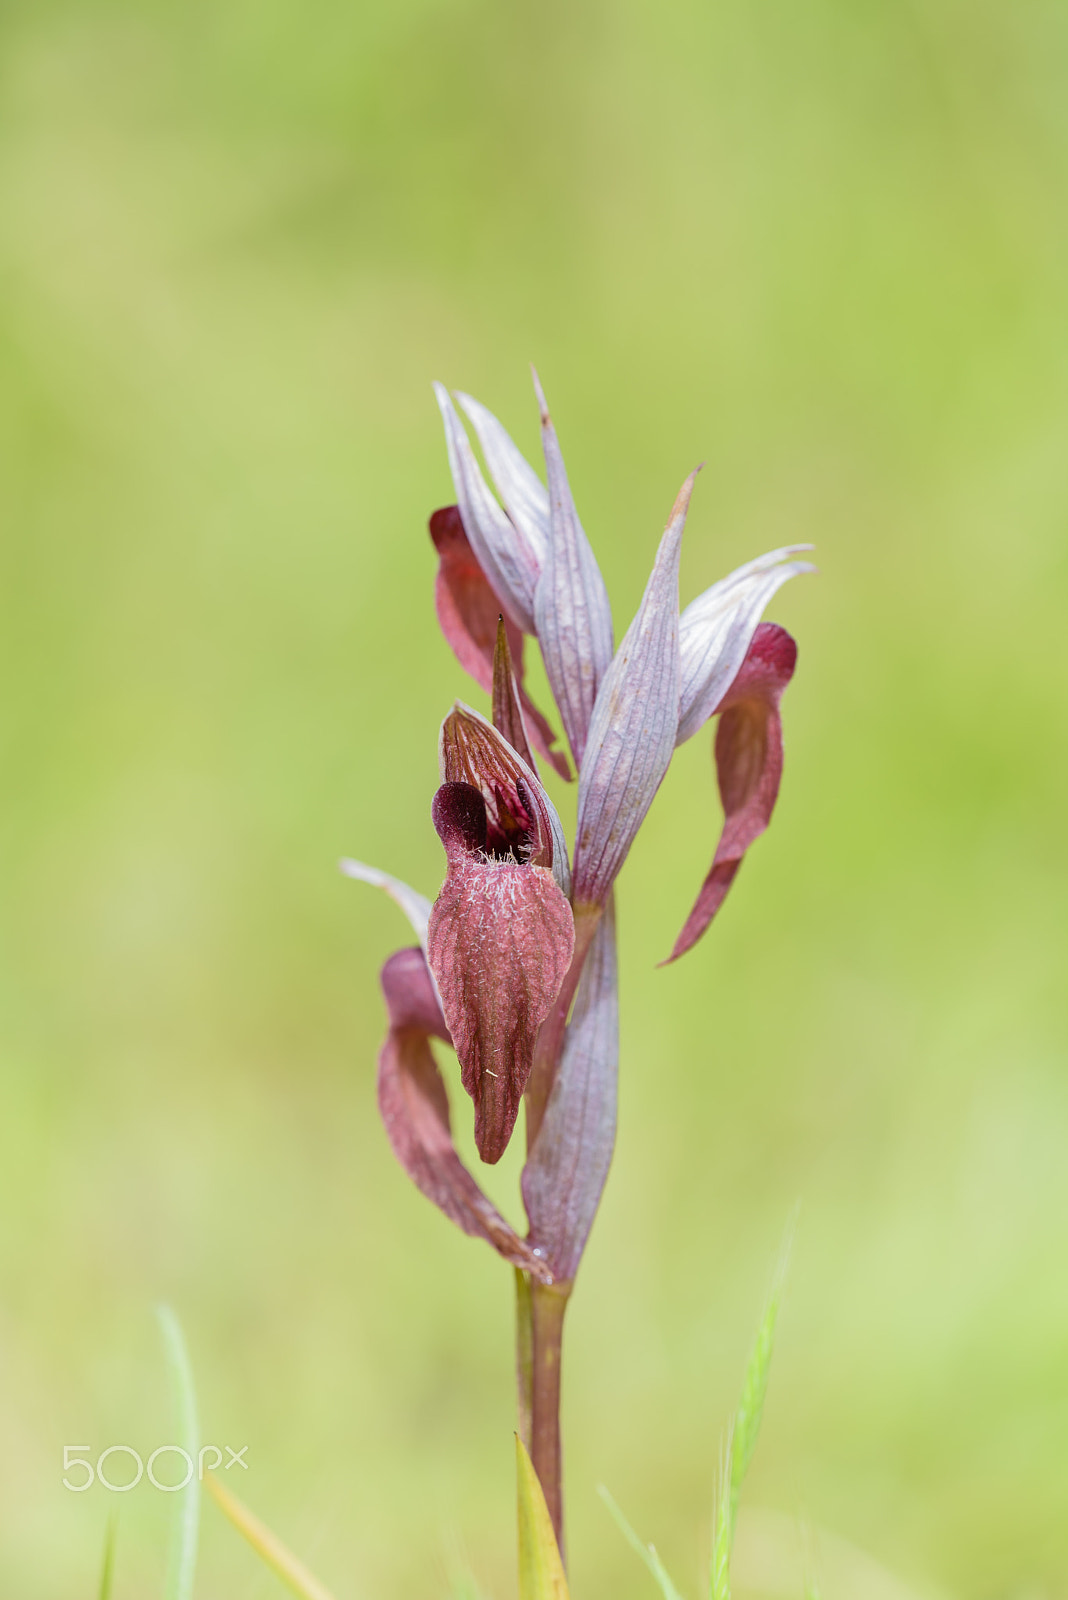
[597,1485,686,1600]
[709,1432,732,1600]
[97,1512,118,1600]
[156,1305,200,1600]
[516,1436,569,1600]
[711,1212,796,1600]
[204,1473,340,1600]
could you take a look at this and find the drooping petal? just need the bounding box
[664,623,797,963]
[440,702,571,896]
[428,785,575,1164]
[380,941,452,1039]
[676,546,815,744]
[531,371,614,766]
[521,897,619,1284]
[339,858,433,952]
[434,384,541,634]
[377,947,551,1281]
[429,506,570,779]
[571,473,696,908]
[455,391,549,562]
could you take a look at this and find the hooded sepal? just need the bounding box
[435,384,541,633]
[665,622,797,963]
[377,948,552,1281]
[455,390,550,563]
[429,506,569,778]
[572,472,696,908]
[521,897,619,1284]
[427,783,575,1164]
[531,371,614,767]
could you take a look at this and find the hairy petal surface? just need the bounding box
[440,703,571,896]
[455,391,550,560]
[665,623,797,963]
[532,371,614,765]
[377,948,551,1280]
[430,506,569,778]
[572,473,696,907]
[521,898,619,1283]
[676,546,815,744]
[435,385,541,633]
[428,785,575,1164]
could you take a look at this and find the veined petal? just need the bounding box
[532,371,614,766]
[456,391,549,561]
[339,858,433,953]
[572,473,696,907]
[440,702,571,896]
[435,384,541,634]
[665,623,797,963]
[429,506,570,779]
[521,898,619,1283]
[428,787,575,1164]
[676,546,815,744]
[377,947,551,1281]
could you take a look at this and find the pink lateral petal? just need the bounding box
[377,948,551,1280]
[664,623,797,963]
[429,506,571,780]
[427,798,575,1163]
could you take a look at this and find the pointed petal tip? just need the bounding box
[530,365,549,420]
[339,856,388,886]
[670,467,701,526]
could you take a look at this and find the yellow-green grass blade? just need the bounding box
[598,1485,686,1600]
[710,1432,733,1600]
[204,1473,340,1600]
[156,1306,200,1600]
[712,1214,796,1600]
[515,1436,569,1600]
[97,1512,117,1600]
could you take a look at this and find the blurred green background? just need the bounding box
[1,0,1066,1595]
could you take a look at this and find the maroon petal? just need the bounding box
[664,623,797,963]
[377,948,551,1281]
[492,617,536,774]
[429,506,570,780]
[428,791,575,1164]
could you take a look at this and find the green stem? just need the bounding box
[528,1279,571,1556]
[514,1268,534,1453]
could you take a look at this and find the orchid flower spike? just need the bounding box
[346,371,812,1286]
